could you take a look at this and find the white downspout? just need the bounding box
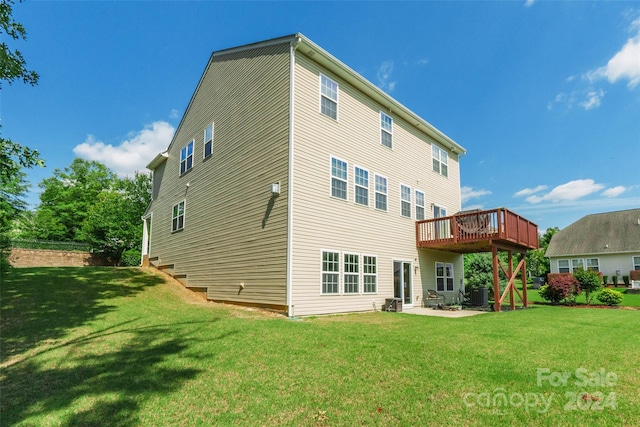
[286,36,301,317]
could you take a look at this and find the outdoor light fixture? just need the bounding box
[270,182,280,196]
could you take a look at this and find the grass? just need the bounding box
[2,267,639,426]
[522,284,640,307]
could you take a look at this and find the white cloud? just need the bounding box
[579,89,605,110]
[524,179,605,204]
[586,17,640,89]
[514,185,548,197]
[376,61,397,92]
[169,109,180,119]
[461,186,492,203]
[602,185,627,198]
[524,0,535,8]
[73,121,175,177]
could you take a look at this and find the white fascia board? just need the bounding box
[146,151,168,170]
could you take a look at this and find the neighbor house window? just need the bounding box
[571,259,584,272]
[320,74,338,120]
[432,145,448,177]
[586,258,600,272]
[204,123,214,158]
[363,255,377,293]
[400,184,411,218]
[380,112,393,148]
[558,259,570,273]
[172,201,185,232]
[436,262,454,292]
[354,166,369,206]
[321,251,340,294]
[415,190,425,220]
[331,157,347,200]
[180,140,194,175]
[634,256,640,271]
[343,253,359,294]
[375,174,387,211]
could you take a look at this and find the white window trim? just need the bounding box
[180,140,194,176]
[585,258,600,272]
[400,183,412,219]
[436,262,454,292]
[203,122,214,159]
[319,73,339,121]
[343,253,360,295]
[432,144,448,177]
[354,165,369,207]
[415,190,425,220]
[171,200,186,232]
[362,254,378,294]
[330,156,348,201]
[380,111,393,149]
[557,259,570,273]
[633,256,640,271]
[320,249,341,295]
[374,173,388,212]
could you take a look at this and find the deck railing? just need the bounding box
[416,208,538,250]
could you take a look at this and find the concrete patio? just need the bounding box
[401,306,490,318]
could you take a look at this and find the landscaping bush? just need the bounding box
[573,268,602,305]
[597,288,624,306]
[623,276,630,287]
[120,249,141,267]
[612,275,618,286]
[602,275,608,286]
[539,274,581,305]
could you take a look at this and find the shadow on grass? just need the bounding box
[1,267,164,362]
[0,321,236,426]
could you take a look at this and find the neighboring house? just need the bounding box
[545,209,640,284]
[142,33,471,316]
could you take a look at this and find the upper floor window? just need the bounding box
[320,74,338,120]
[415,190,425,220]
[180,140,194,175]
[374,174,387,211]
[432,145,448,177]
[331,157,347,200]
[204,123,214,158]
[380,112,393,148]
[172,201,185,232]
[354,166,369,206]
[400,184,411,218]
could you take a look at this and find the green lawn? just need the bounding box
[2,268,639,426]
[524,286,640,307]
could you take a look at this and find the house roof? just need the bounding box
[147,33,466,170]
[545,208,640,257]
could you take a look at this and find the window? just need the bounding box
[415,190,425,220]
[571,259,584,272]
[172,201,185,232]
[436,262,454,292]
[320,74,338,120]
[558,259,570,273]
[363,255,377,293]
[343,253,359,294]
[322,251,340,294]
[380,112,393,148]
[432,145,448,177]
[586,258,600,272]
[331,157,347,200]
[204,123,214,158]
[400,184,411,218]
[180,140,194,175]
[354,166,369,206]
[374,174,387,211]
[634,256,640,271]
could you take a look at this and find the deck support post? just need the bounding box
[492,245,501,312]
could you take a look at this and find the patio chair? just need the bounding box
[424,289,445,308]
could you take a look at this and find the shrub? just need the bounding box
[623,276,630,286]
[539,274,581,305]
[120,249,141,267]
[596,289,623,306]
[612,275,618,286]
[573,268,602,305]
[602,275,608,285]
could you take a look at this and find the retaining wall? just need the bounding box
[8,248,110,268]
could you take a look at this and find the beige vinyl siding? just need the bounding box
[290,52,463,316]
[147,42,290,306]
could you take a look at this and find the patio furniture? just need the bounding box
[424,289,445,307]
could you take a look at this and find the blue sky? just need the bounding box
[5,1,639,232]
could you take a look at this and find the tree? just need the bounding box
[33,158,117,241]
[573,268,602,305]
[80,172,151,264]
[0,0,42,271]
[526,227,559,279]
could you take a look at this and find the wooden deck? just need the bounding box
[416,208,538,253]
